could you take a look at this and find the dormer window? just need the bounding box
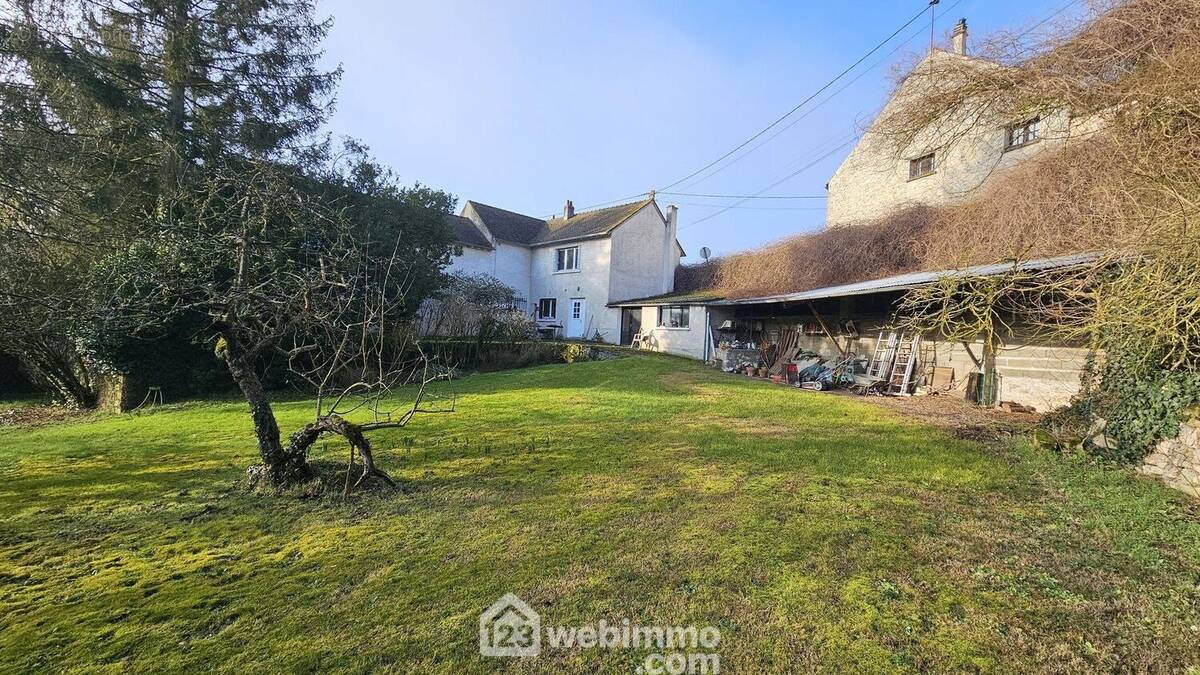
[1005,118,1041,150]
[555,246,579,272]
[908,153,936,180]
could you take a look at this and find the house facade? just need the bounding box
[445,197,683,343]
[826,20,1084,227]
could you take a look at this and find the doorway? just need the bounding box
[620,308,641,346]
[566,297,587,338]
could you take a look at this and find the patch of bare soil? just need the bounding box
[0,404,85,428]
[858,393,1041,441]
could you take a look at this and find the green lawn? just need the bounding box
[1,356,1198,673]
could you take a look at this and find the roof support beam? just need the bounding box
[806,302,847,357]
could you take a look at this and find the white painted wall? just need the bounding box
[445,242,532,304]
[608,203,676,304]
[445,246,495,277]
[529,237,619,342]
[637,305,711,360]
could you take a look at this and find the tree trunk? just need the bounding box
[220,335,311,485]
[287,414,396,492]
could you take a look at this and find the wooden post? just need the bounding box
[807,302,847,356]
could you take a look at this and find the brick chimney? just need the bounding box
[952,19,968,55]
[563,199,575,219]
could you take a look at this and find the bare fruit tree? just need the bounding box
[93,156,455,489]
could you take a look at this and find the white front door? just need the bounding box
[566,298,586,338]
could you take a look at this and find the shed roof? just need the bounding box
[711,252,1102,306]
[611,252,1101,308]
[608,289,726,308]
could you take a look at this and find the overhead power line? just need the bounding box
[659,192,826,200]
[672,202,827,211]
[581,0,1079,220]
[679,138,855,231]
[675,0,971,192]
[658,4,934,194]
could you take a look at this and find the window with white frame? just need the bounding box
[555,246,579,272]
[1005,118,1041,150]
[537,298,556,320]
[908,153,936,180]
[657,305,689,328]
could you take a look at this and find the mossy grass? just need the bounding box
[1,355,1198,672]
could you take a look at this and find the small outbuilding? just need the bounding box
[610,253,1097,411]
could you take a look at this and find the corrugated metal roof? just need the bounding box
[710,252,1102,306]
[608,290,725,308]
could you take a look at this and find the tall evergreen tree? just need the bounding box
[2,1,457,486]
[0,0,339,404]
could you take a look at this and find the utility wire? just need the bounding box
[676,0,969,192]
[660,192,826,199]
[672,202,827,211]
[658,4,934,194]
[678,0,1078,232]
[679,139,855,231]
[581,0,1072,217]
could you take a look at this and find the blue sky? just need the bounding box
[317,0,1086,258]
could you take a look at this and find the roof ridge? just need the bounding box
[547,197,651,221]
[466,200,547,223]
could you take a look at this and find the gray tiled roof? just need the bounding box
[460,199,656,247]
[534,200,652,245]
[446,214,492,250]
[464,201,546,244]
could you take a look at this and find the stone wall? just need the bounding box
[1140,418,1200,498]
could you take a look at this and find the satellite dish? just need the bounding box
[699,246,711,261]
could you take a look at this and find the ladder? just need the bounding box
[867,331,899,378]
[887,334,922,395]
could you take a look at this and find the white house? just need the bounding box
[445,196,684,343]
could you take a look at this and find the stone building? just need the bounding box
[826,20,1083,228]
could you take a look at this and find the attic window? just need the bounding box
[908,153,936,180]
[555,246,579,272]
[1006,118,1041,150]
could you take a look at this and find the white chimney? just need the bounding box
[952,19,968,55]
[663,204,679,291]
[563,199,575,219]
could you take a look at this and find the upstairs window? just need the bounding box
[537,298,557,320]
[555,246,579,272]
[908,153,936,180]
[1006,118,1041,150]
[657,306,689,329]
